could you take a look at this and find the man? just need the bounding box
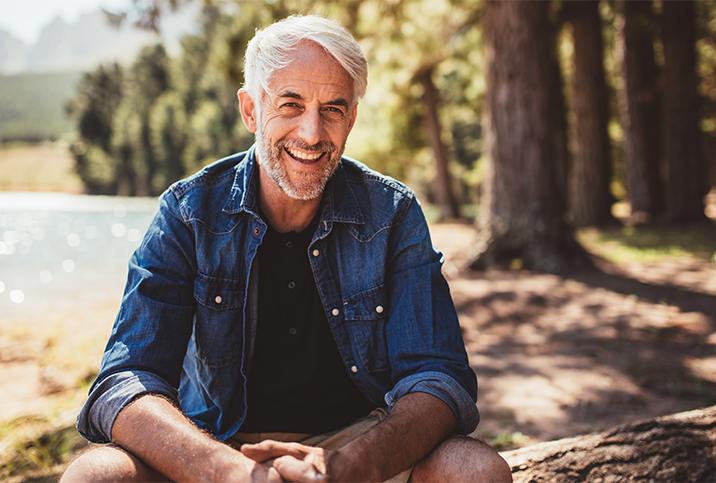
[62,14,511,483]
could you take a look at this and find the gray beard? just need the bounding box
[255,127,342,201]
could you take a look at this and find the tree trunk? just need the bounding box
[502,405,716,483]
[615,0,665,222]
[567,1,617,228]
[468,1,589,274]
[418,65,461,220]
[662,1,708,223]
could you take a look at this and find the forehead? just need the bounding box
[266,42,353,101]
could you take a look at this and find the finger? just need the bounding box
[249,461,285,483]
[274,456,328,483]
[241,440,307,463]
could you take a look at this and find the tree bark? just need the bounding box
[418,65,461,220]
[502,405,716,483]
[662,1,708,223]
[615,0,665,222]
[469,1,589,274]
[566,1,617,228]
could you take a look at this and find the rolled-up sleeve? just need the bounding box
[385,371,479,435]
[383,199,479,435]
[77,370,179,443]
[76,189,198,443]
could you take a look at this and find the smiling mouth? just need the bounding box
[285,147,324,164]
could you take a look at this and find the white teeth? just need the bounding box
[286,147,322,161]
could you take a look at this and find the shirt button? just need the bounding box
[215,295,222,304]
[312,249,320,257]
[289,327,297,335]
[285,241,293,248]
[332,308,340,316]
[288,281,296,289]
[351,365,358,373]
[254,227,261,235]
[375,305,384,314]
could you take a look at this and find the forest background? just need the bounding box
[1,0,716,481]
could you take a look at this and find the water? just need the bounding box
[0,192,158,322]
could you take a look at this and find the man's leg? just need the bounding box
[410,435,513,483]
[60,445,170,483]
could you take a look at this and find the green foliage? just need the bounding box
[150,92,188,191]
[577,222,716,264]
[0,71,83,143]
[0,418,87,483]
[65,5,263,197]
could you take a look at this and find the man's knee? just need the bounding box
[60,445,169,483]
[411,435,512,483]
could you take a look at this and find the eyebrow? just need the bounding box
[279,90,350,108]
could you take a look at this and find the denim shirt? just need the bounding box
[77,146,479,443]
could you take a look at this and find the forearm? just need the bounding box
[330,392,457,482]
[111,394,256,483]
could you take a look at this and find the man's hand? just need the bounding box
[242,441,331,483]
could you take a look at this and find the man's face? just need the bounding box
[243,42,357,201]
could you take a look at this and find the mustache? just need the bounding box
[275,139,337,155]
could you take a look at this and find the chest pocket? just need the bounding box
[193,273,246,367]
[344,285,389,374]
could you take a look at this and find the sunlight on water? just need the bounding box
[67,233,81,247]
[39,270,52,284]
[62,259,75,273]
[111,223,127,237]
[9,290,24,304]
[0,192,158,321]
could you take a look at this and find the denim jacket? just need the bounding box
[77,146,479,443]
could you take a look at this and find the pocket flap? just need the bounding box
[343,285,387,321]
[194,272,245,310]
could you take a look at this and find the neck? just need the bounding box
[257,168,322,234]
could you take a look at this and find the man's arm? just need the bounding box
[111,394,282,483]
[241,391,456,483]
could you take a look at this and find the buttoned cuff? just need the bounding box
[76,370,179,443]
[384,371,479,435]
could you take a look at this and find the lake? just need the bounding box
[0,192,158,322]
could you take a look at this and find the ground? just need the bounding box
[433,221,716,448]
[1,219,715,481]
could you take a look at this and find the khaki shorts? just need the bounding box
[227,408,412,483]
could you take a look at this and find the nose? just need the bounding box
[297,109,322,146]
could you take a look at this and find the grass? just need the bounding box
[0,308,113,482]
[0,416,88,483]
[577,222,716,264]
[0,142,83,193]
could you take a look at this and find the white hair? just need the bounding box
[243,14,368,114]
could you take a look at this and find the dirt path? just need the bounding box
[1,221,715,453]
[433,222,716,447]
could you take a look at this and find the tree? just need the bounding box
[661,1,709,223]
[565,1,617,228]
[124,43,171,196]
[469,1,589,273]
[615,0,664,222]
[417,65,461,219]
[150,92,187,192]
[349,0,480,219]
[65,63,124,194]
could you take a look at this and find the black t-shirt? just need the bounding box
[239,214,376,434]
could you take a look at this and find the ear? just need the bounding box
[238,89,257,133]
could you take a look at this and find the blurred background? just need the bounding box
[1,1,716,481]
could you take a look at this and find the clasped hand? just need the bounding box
[241,440,331,483]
